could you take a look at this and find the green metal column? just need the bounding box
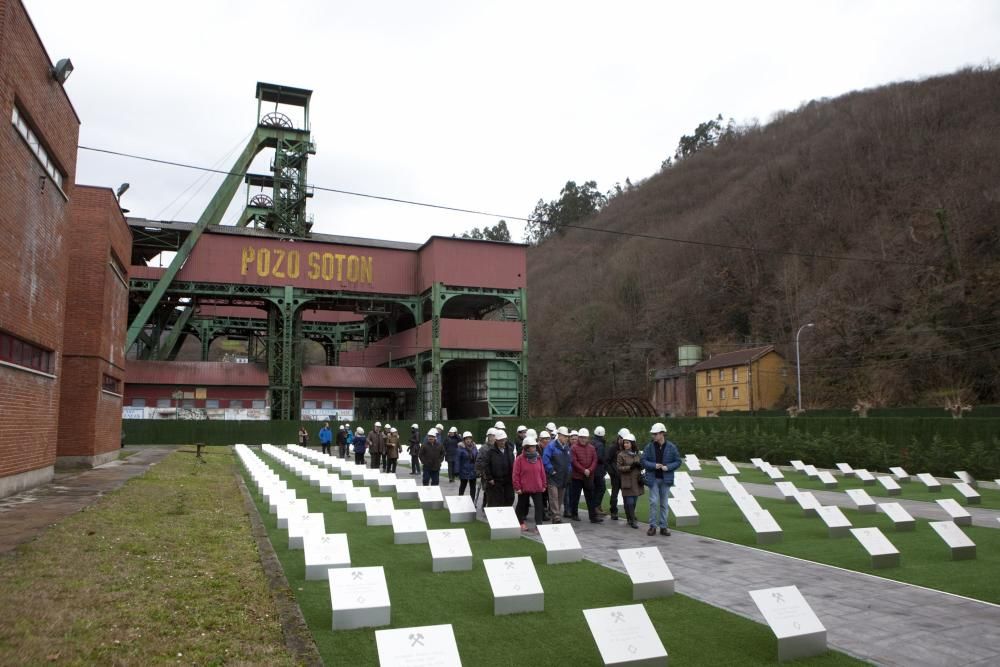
[266,286,303,420]
[518,286,529,418]
[430,282,443,420]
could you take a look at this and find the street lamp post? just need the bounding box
[795,323,815,412]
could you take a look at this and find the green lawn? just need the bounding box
[619,485,1000,604]
[0,451,296,666]
[244,450,863,667]
[692,462,1000,509]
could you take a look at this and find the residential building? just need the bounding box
[692,345,790,417]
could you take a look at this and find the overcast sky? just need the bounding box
[27,0,1000,246]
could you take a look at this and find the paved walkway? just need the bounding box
[0,446,176,554]
[416,466,1000,666]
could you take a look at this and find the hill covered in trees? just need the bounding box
[526,66,1000,415]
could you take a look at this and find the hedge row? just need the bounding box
[124,415,1000,478]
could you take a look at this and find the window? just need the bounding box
[0,330,54,374]
[229,400,245,409]
[733,368,739,382]
[705,372,712,385]
[321,400,334,410]
[156,398,171,408]
[11,105,64,189]
[102,374,121,393]
[205,399,220,409]
[131,398,146,407]
[733,386,740,399]
[720,388,726,400]
[304,400,317,410]
[181,399,195,409]
[252,399,266,409]
[707,388,713,401]
[718,369,724,380]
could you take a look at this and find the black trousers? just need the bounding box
[609,474,622,514]
[371,452,382,469]
[458,478,477,498]
[321,443,331,455]
[338,445,347,458]
[515,491,545,525]
[355,452,364,465]
[386,458,397,473]
[485,480,514,508]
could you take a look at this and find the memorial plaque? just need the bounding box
[329,478,351,502]
[955,471,977,488]
[362,468,382,487]
[775,481,799,503]
[816,471,838,488]
[582,603,668,666]
[485,506,522,540]
[350,465,366,482]
[395,478,419,500]
[765,466,786,481]
[928,521,976,560]
[392,509,428,544]
[790,460,805,472]
[716,456,740,475]
[744,508,783,544]
[417,486,445,510]
[750,457,765,469]
[303,533,350,580]
[720,475,750,498]
[268,488,296,515]
[733,493,763,515]
[329,566,390,630]
[673,471,695,490]
[845,488,876,513]
[318,474,337,495]
[537,523,583,564]
[276,498,309,529]
[953,482,981,505]
[618,548,674,600]
[748,585,827,662]
[668,486,695,503]
[850,527,900,568]
[365,496,396,526]
[345,486,372,512]
[815,505,852,538]
[287,511,326,550]
[667,498,699,526]
[444,495,477,523]
[835,463,855,477]
[427,529,473,572]
[889,467,910,483]
[263,481,288,504]
[876,476,902,496]
[878,502,915,531]
[854,469,876,486]
[794,491,820,517]
[378,473,398,493]
[483,556,544,615]
[916,473,942,492]
[684,454,702,472]
[375,624,462,667]
[802,465,819,480]
[936,498,972,526]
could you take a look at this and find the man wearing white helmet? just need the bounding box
[385,427,400,473]
[444,426,461,483]
[336,424,348,459]
[542,426,572,523]
[418,428,445,486]
[591,426,609,517]
[514,425,528,455]
[369,421,385,471]
[482,429,515,510]
[641,422,681,536]
[569,427,602,523]
[455,431,479,498]
[353,427,367,466]
[407,424,421,475]
[605,427,627,520]
[494,420,506,431]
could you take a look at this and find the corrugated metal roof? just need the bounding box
[692,345,778,372]
[126,361,270,386]
[302,366,416,390]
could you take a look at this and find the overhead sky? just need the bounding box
[27,0,1000,246]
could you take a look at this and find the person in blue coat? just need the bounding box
[455,431,479,498]
[640,422,681,537]
[352,427,367,466]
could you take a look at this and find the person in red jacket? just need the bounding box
[513,436,547,531]
[569,429,603,523]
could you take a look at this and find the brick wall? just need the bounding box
[0,0,80,482]
[57,186,131,460]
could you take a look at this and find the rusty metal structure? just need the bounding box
[586,397,658,418]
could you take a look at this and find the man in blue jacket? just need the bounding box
[318,422,332,455]
[542,427,572,524]
[640,422,681,537]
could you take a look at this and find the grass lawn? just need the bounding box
[0,450,296,666]
[246,449,863,667]
[692,462,1000,509]
[620,485,1000,604]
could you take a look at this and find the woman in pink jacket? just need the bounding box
[513,437,548,531]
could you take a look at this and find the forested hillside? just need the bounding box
[527,66,1000,415]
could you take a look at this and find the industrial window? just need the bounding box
[304,400,318,410]
[252,400,266,409]
[718,369,724,380]
[156,398,171,408]
[11,105,64,189]
[733,386,740,399]
[131,398,146,407]
[102,374,121,393]
[205,399,220,409]
[321,400,334,410]
[733,368,739,382]
[0,330,54,375]
[707,388,713,401]
[181,399,195,409]
[229,400,245,409]
[705,372,711,385]
[720,388,726,400]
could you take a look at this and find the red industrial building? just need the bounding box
[1,0,131,496]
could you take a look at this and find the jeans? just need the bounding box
[624,494,638,519]
[515,491,545,525]
[458,478,477,498]
[647,479,672,528]
[609,474,621,514]
[423,468,440,486]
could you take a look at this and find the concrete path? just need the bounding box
[0,446,176,554]
[416,467,1000,666]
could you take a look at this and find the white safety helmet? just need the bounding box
[449,426,458,433]
[594,426,606,437]
[650,422,667,434]
[390,427,398,433]
[578,427,590,438]
[462,431,473,439]
[374,421,382,427]
[618,427,629,439]
[355,427,365,435]
[494,421,506,430]
[546,422,557,432]
[436,423,444,430]
[522,436,538,448]
[487,427,497,437]
[427,428,438,437]
[525,428,537,439]
[411,423,419,429]
[495,430,508,441]
[557,426,570,436]
[539,430,551,439]
[339,425,345,430]
[517,425,527,433]
[622,431,636,443]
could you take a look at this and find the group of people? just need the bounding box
[305,419,682,537]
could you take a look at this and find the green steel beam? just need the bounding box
[156,304,195,361]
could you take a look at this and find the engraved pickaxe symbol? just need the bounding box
[772,592,785,604]
[352,571,363,581]
[409,633,424,647]
[505,561,515,570]
[611,611,625,623]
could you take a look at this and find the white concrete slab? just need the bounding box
[391,509,428,544]
[928,521,976,560]
[583,603,668,666]
[537,523,583,564]
[303,533,350,580]
[850,527,900,569]
[618,547,675,600]
[484,506,521,540]
[427,528,473,572]
[329,566,390,630]
[483,556,544,615]
[878,502,915,531]
[375,624,461,667]
[749,585,827,662]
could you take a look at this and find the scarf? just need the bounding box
[525,451,539,462]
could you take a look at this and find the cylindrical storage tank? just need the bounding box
[677,344,703,367]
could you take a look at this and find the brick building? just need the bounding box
[0,0,131,496]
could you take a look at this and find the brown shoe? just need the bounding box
[646,526,656,536]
